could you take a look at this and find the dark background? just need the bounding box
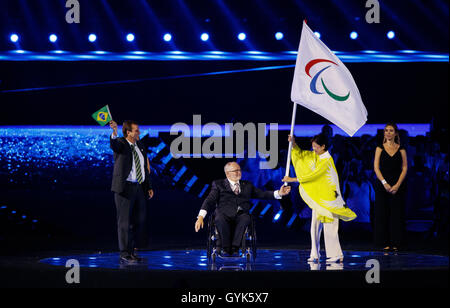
[0,61,448,127]
[1,0,448,52]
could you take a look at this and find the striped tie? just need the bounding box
[233,182,240,195]
[131,144,143,184]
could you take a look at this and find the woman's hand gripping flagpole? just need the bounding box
[284,102,298,186]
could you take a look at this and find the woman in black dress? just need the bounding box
[373,123,408,251]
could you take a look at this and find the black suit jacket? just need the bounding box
[201,179,275,217]
[110,136,152,194]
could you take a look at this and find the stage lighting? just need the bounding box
[200,33,209,41]
[126,33,135,42]
[10,34,19,43]
[238,32,246,41]
[49,34,58,43]
[88,34,97,42]
[275,32,283,40]
[314,32,321,39]
[260,203,272,217]
[273,209,283,222]
[387,30,395,39]
[163,33,172,42]
[287,213,298,228]
[350,31,358,40]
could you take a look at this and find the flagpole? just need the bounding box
[284,102,297,186]
[106,104,113,123]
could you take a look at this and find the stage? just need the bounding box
[1,248,447,288]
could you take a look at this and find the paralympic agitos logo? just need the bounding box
[305,59,350,102]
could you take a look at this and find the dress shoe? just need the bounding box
[231,246,240,256]
[220,248,231,257]
[307,257,319,263]
[120,255,138,264]
[130,254,144,263]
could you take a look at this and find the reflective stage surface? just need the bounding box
[40,249,448,272]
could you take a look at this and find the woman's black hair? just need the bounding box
[311,133,329,151]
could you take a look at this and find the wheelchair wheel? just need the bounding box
[241,227,248,256]
[251,220,257,260]
[245,252,251,263]
[207,216,214,263]
[207,246,211,263]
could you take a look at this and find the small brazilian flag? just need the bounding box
[91,105,112,126]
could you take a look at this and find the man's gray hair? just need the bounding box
[224,162,238,173]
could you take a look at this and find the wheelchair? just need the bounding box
[206,212,257,264]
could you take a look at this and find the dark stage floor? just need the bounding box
[1,248,447,288]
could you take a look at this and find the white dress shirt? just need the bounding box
[198,179,282,218]
[111,133,145,183]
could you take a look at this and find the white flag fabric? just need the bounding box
[291,21,368,136]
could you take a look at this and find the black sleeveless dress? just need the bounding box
[374,145,406,248]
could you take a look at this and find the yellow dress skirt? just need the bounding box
[291,145,356,223]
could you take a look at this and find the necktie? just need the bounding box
[131,144,143,184]
[233,182,240,195]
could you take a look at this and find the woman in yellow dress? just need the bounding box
[283,134,356,263]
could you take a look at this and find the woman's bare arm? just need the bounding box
[390,149,408,194]
[374,147,391,191]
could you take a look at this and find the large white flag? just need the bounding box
[291,21,367,136]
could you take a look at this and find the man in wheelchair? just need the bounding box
[195,162,291,257]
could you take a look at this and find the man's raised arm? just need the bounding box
[109,120,125,153]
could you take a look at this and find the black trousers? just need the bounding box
[114,182,148,257]
[374,183,405,248]
[214,209,251,249]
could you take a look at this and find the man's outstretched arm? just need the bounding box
[195,181,219,232]
[250,182,291,200]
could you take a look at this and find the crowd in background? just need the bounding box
[319,124,449,241]
[1,125,448,245]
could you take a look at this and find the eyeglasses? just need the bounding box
[227,169,241,173]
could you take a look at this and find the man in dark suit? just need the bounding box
[195,162,291,256]
[110,120,154,263]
